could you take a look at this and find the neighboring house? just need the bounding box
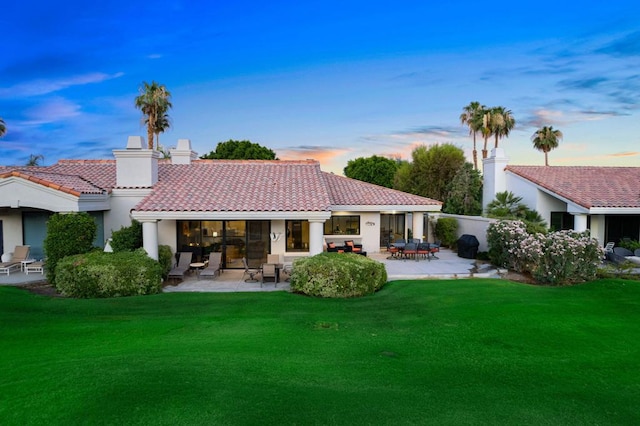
[483,148,640,245]
[0,137,441,267]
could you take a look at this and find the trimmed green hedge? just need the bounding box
[435,217,458,248]
[290,252,387,298]
[55,249,163,298]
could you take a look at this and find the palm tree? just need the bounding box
[531,125,563,166]
[0,117,6,138]
[460,102,485,170]
[26,154,44,166]
[489,106,515,149]
[134,81,172,150]
[481,109,492,159]
[146,111,172,150]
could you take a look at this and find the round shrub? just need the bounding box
[55,249,163,298]
[290,252,387,298]
[157,245,173,279]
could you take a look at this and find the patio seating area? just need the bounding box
[0,248,500,292]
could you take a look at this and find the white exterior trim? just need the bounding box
[331,205,441,212]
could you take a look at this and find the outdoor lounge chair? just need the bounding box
[0,245,30,276]
[610,247,640,265]
[199,252,222,279]
[242,257,261,282]
[261,263,277,287]
[168,252,193,281]
[344,240,363,253]
[25,260,45,275]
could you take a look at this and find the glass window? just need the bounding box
[380,214,405,247]
[323,215,360,235]
[286,220,310,252]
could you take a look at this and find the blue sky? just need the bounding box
[2,1,639,173]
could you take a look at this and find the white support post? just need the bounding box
[412,212,424,242]
[308,220,325,256]
[141,220,159,260]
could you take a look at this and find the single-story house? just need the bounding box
[0,137,441,268]
[483,148,640,245]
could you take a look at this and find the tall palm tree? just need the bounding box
[489,106,515,149]
[481,109,492,159]
[146,111,172,150]
[531,125,563,166]
[134,81,172,150]
[460,101,485,170]
[0,117,6,138]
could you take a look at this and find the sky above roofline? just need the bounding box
[1,1,639,173]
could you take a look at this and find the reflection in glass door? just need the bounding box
[224,221,246,269]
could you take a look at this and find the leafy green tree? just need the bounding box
[531,125,563,166]
[134,81,172,150]
[460,101,485,170]
[43,212,97,286]
[343,155,399,188]
[0,117,6,138]
[394,143,466,201]
[443,162,483,215]
[200,140,277,160]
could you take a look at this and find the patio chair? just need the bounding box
[603,242,615,260]
[280,261,293,282]
[267,254,281,264]
[386,241,400,259]
[417,243,430,259]
[0,245,30,276]
[429,241,441,259]
[168,252,193,281]
[242,257,261,282]
[344,240,363,253]
[199,252,222,280]
[403,242,418,260]
[261,263,277,287]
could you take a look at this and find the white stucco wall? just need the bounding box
[0,211,24,258]
[104,190,150,239]
[158,220,176,253]
[439,213,496,252]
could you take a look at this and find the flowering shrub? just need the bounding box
[487,220,603,285]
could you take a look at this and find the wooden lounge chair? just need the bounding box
[199,252,222,279]
[0,245,30,276]
[168,252,193,281]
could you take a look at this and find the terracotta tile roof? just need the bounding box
[47,160,117,191]
[0,167,109,195]
[134,160,332,212]
[506,166,640,209]
[321,172,442,206]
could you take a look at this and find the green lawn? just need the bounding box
[1,279,639,425]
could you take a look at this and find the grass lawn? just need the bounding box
[1,278,639,425]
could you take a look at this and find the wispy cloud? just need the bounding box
[277,145,350,163]
[23,97,82,124]
[595,31,640,57]
[0,72,124,98]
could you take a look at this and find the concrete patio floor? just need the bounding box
[0,248,500,293]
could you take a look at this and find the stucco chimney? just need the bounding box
[482,148,509,212]
[113,136,159,187]
[170,139,198,164]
